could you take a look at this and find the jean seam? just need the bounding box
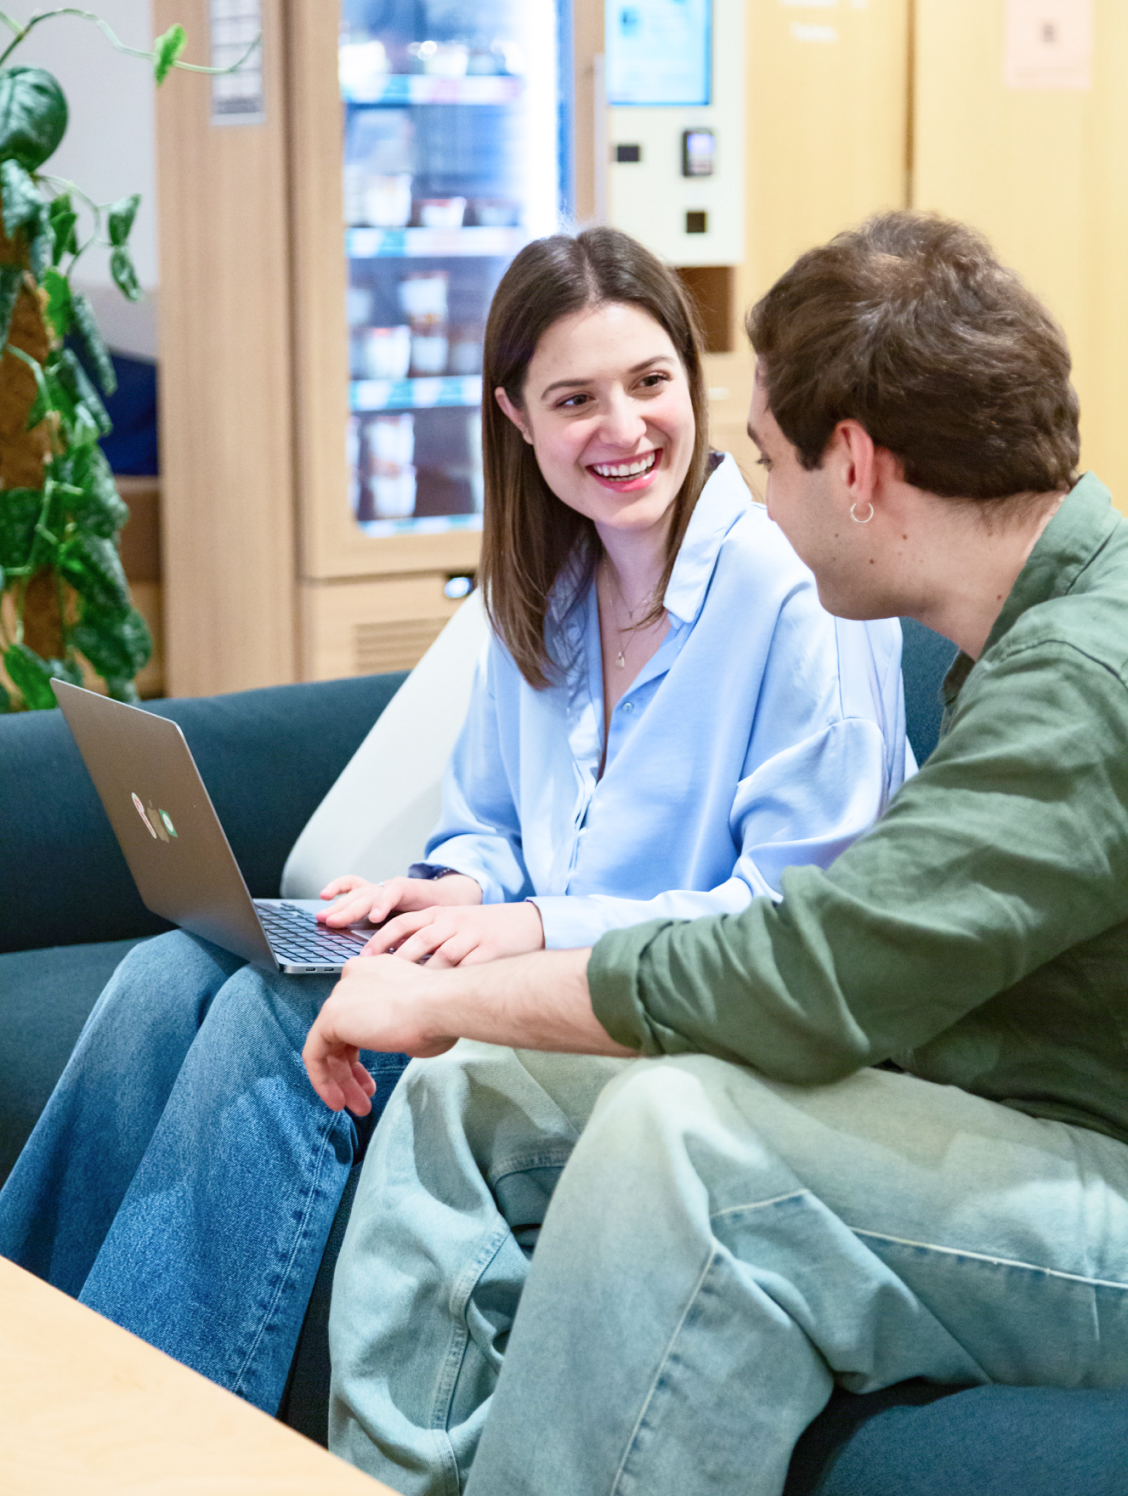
[849,1226,1128,1291]
[229,1102,343,1399]
[487,1147,575,1192]
[429,1222,514,1496]
[607,1246,719,1496]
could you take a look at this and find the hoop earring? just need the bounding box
[850,501,874,525]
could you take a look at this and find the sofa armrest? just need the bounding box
[0,672,406,955]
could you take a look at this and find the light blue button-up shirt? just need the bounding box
[426,454,912,949]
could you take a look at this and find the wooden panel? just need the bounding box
[154,0,298,696]
[738,0,910,343]
[702,351,760,495]
[572,0,605,224]
[676,266,735,354]
[0,1256,401,1495]
[913,0,1128,513]
[300,573,465,680]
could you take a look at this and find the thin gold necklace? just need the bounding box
[602,560,640,669]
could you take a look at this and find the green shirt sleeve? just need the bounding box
[589,637,1128,1083]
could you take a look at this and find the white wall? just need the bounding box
[15,0,159,356]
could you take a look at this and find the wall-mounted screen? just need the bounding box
[607,0,712,107]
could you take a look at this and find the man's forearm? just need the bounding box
[420,948,635,1056]
[304,946,636,1113]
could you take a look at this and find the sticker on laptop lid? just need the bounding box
[131,793,158,839]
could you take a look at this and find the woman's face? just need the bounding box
[496,301,696,545]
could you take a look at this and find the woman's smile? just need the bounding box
[587,448,662,492]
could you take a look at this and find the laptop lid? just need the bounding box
[52,681,276,969]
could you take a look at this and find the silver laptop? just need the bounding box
[53,680,373,974]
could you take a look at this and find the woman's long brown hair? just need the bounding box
[479,227,710,689]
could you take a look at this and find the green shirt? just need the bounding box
[589,473,1128,1146]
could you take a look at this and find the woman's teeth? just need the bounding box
[591,453,658,479]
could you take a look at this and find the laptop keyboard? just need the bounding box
[255,900,370,965]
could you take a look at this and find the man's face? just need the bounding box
[746,368,885,619]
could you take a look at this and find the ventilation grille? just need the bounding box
[354,617,448,674]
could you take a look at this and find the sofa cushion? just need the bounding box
[0,938,145,1184]
[786,1379,1128,1495]
[0,673,406,955]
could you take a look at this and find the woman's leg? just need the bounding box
[330,1041,628,1496]
[0,930,243,1294]
[77,957,409,1412]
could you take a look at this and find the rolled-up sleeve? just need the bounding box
[587,643,1128,1083]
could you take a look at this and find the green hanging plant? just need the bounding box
[0,9,258,711]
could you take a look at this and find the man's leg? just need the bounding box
[330,1041,629,1496]
[0,931,243,1293]
[467,1059,1128,1496]
[77,959,409,1412]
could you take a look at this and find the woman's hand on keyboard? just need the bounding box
[358,900,545,968]
[317,872,482,929]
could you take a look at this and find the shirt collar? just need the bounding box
[942,471,1120,707]
[662,453,752,626]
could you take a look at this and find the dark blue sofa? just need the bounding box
[2,625,1126,1492]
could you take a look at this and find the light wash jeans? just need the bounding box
[330,1043,1128,1496]
[0,930,409,1412]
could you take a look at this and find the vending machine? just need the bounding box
[338,0,571,544]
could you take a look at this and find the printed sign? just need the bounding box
[1004,0,1093,90]
[211,0,264,124]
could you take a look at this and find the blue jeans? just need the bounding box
[330,1045,1128,1496]
[0,930,408,1413]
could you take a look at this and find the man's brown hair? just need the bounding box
[480,227,710,689]
[747,211,1080,500]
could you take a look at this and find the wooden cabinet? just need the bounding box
[912,0,1128,514]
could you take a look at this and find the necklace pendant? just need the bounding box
[615,650,626,669]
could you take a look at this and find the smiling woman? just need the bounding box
[479,229,710,691]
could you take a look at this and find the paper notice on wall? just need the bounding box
[1004,0,1093,90]
[211,0,264,124]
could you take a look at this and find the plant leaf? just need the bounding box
[10,342,54,431]
[59,532,130,614]
[48,190,78,265]
[43,264,71,338]
[0,158,48,274]
[0,261,22,346]
[46,653,83,687]
[105,675,141,703]
[55,346,112,436]
[72,602,152,680]
[4,640,57,709]
[0,486,43,568]
[107,192,141,248]
[1,157,41,236]
[153,25,188,86]
[70,291,117,395]
[0,67,68,172]
[0,678,10,712]
[109,243,141,302]
[62,446,128,538]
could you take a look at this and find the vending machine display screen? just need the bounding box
[607,0,712,107]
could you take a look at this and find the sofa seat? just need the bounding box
[0,940,145,1181]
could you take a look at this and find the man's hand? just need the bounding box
[360,900,545,967]
[302,947,635,1114]
[317,872,483,929]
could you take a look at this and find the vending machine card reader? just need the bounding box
[605,0,745,268]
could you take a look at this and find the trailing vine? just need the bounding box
[0,11,258,709]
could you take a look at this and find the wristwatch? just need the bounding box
[407,862,462,880]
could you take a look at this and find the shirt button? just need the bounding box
[622,702,634,713]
